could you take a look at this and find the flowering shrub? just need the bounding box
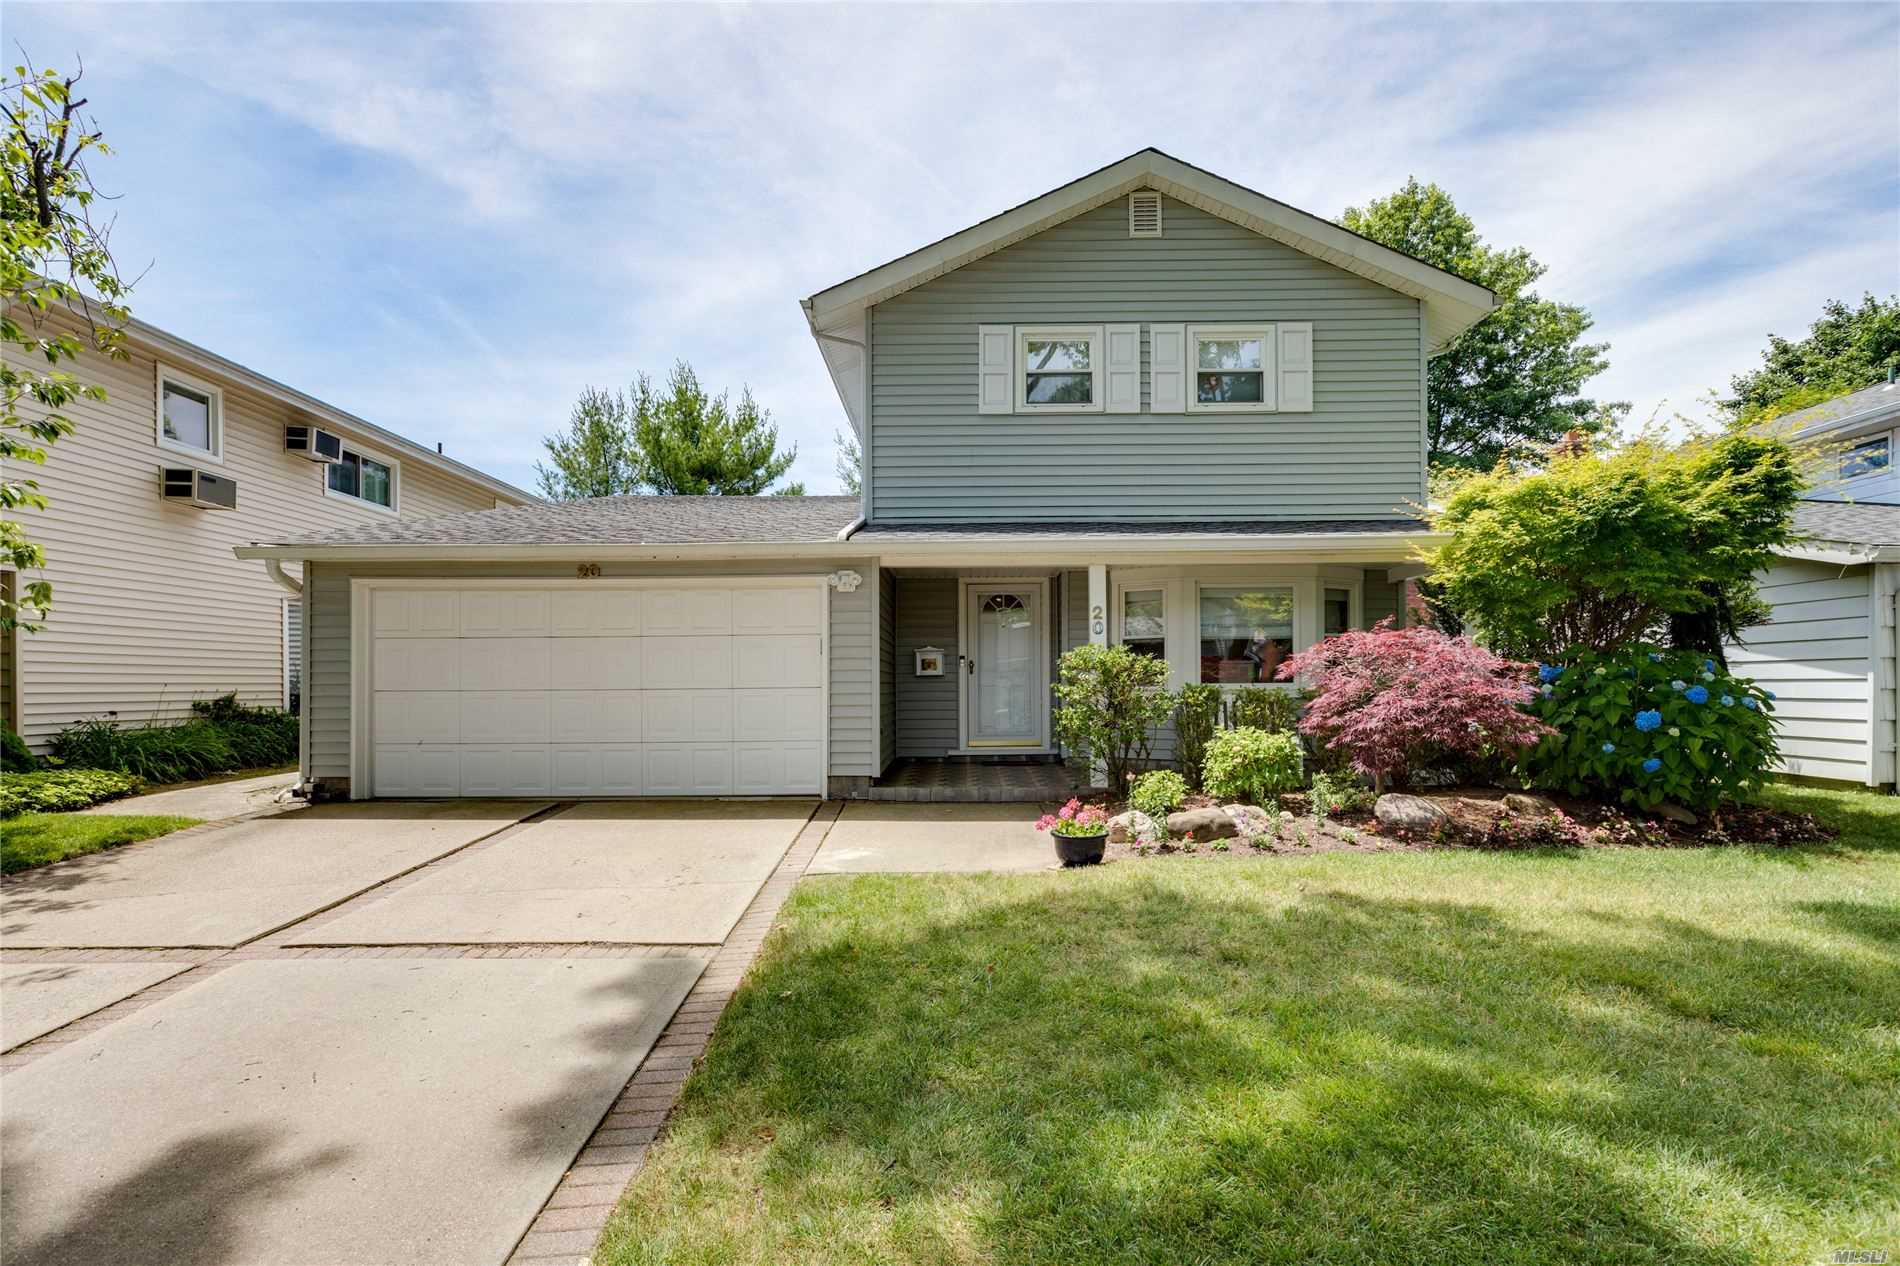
[1275,621,1555,786]
[1129,769,1189,822]
[1202,728,1303,804]
[1035,798,1110,838]
[1518,645,1777,811]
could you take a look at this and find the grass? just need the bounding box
[600,785,1900,1266]
[1,813,202,873]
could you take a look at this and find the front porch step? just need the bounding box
[864,758,1090,803]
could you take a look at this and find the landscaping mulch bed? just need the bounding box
[1091,787,1835,864]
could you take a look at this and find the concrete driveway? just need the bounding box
[0,798,817,1266]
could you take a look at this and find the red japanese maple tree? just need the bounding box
[1276,620,1554,787]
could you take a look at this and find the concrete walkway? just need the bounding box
[80,770,299,821]
[0,798,821,1266]
[809,800,1057,873]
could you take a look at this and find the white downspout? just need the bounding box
[263,559,303,595]
[836,515,865,542]
[260,560,313,797]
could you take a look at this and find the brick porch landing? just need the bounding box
[864,758,1090,803]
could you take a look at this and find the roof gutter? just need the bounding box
[1778,541,1900,566]
[233,529,1445,567]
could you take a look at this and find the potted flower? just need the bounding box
[1035,798,1109,866]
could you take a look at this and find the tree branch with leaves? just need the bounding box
[2,57,133,630]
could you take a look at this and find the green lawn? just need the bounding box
[0,813,202,873]
[600,786,1900,1266]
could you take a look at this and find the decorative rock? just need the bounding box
[1374,793,1450,832]
[1502,792,1559,816]
[1653,803,1698,827]
[1165,807,1238,841]
[1107,810,1158,845]
[1223,804,1273,839]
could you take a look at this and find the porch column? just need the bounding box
[1087,564,1108,647]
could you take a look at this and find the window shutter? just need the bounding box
[1277,322,1313,412]
[1149,322,1186,413]
[977,325,1014,414]
[1104,324,1140,413]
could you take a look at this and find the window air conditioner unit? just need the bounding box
[159,466,238,511]
[285,424,344,463]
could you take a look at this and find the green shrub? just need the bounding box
[1203,727,1303,805]
[2,727,36,772]
[50,697,298,785]
[1309,771,1374,816]
[1052,645,1175,793]
[1129,769,1189,822]
[0,768,145,816]
[1172,684,1221,788]
[1518,644,1777,812]
[1228,687,1299,735]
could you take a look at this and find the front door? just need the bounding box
[966,585,1042,747]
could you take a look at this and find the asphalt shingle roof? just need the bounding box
[255,495,862,548]
[1793,499,1900,548]
[1769,380,1900,435]
[853,518,1433,541]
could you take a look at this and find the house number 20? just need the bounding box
[575,562,602,578]
[1090,603,1106,636]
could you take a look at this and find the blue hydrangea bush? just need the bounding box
[1518,645,1777,812]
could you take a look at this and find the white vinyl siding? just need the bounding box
[869,197,1423,522]
[1727,560,1879,786]
[0,311,523,751]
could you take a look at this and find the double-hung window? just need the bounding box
[326,446,396,510]
[1186,325,1274,412]
[1016,326,1103,412]
[155,365,224,461]
[1842,435,1892,480]
[1198,585,1293,684]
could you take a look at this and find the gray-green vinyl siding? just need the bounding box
[1364,578,1406,629]
[894,577,959,758]
[868,197,1425,523]
[301,558,876,787]
[877,567,896,774]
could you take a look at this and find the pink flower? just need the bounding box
[1034,814,1058,831]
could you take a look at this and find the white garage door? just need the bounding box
[364,580,824,797]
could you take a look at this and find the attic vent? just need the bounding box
[1128,191,1163,237]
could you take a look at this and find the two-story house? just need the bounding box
[1,310,535,754]
[234,149,1498,801]
[1728,379,1900,790]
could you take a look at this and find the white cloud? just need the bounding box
[11,2,1897,492]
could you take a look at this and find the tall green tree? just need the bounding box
[1724,293,1900,422]
[535,386,638,500]
[834,426,861,497]
[1342,178,1622,470]
[631,362,802,496]
[2,60,132,631]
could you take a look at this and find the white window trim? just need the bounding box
[1015,325,1105,414]
[154,363,225,463]
[1841,430,1895,481]
[1185,324,1277,413]
[1111,580,1168,661]
[323,442,401,515]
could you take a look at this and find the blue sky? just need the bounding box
[11,2,1898,495]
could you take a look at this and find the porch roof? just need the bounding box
[854,517,1432,542]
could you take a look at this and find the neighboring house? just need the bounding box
[1727,380,1900,790]
[0,311,535,753]
[235,149,1496,801]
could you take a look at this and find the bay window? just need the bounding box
[1199,585,1293,684]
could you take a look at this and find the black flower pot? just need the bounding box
[1053,831,1107,867]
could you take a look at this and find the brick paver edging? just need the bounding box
[502,800,842,1266]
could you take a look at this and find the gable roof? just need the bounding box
[801,148,1499,436]
[1761,379,1900,442]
